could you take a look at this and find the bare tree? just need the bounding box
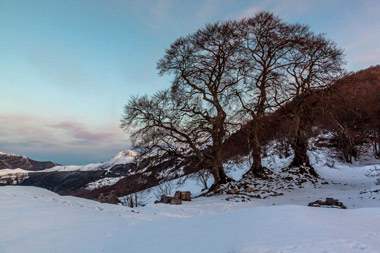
[122,11,346,186]
[154,179,175,199]
[234,12,304,178]
[120,177,149,208]
[366,166,380,185]
[190,169,212,190]
[122,21,244,190]
[321,67,380,162]
[285,32,345,175]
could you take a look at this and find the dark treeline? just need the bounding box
[222,65,380,163]
[321,66,380,162]
[120,11,377,190]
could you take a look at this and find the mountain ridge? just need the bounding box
[0,152,60,171]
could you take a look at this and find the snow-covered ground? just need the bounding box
[1,147,380,252]
[1,185,380,253]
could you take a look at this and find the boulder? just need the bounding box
[107,190,121,204]
[97,191,120,204]
[170,198,182,205]
[308,198,347,209]
[336,202,347,209]
[245,187,254,193]
[175,191,191,201]
[160,195,174,204]
[97,193,106,203]
[228,188,238,194]
[325,198,336,205]
[316,200,324,205]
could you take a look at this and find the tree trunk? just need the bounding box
[331,114,357,163]
[209,164,229,192]
[208,119,231,191]
[210,168,221,187]
[290,129,310,168]
[209,147,229,185]
[290,113,318,177]
[246,119,268,178]
[374,139,380,159]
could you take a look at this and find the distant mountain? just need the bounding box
[0,150,151,197]
[0,152,59,171]
[42,150,139,173]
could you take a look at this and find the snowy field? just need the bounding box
[1,149,380,253]
[1,186,380,253]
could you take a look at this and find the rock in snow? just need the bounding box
[308,198,347,209]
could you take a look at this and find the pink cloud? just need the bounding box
[0,114,131,164]
[50,122,116,145]
[354,49,380,64]
[0,114,129,153]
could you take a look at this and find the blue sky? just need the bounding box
[1,0,379,165]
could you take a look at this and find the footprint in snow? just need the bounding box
[367,232,380,239]
[344,240,369,250]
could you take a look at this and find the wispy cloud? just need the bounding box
[237,0,315,19]
[104,0,174,30]
[0,114,130,164]
[340,1,380,69]
[49,121,116,145]
[343,25,380,51]
[354,48,380,64]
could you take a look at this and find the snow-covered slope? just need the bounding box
[0,168,30,185]
[1,186,380,253]
[86,176,125,190]
[0,150,141,195]
[120,144,380,209]
[43,149,138,172]
[0,168,29,176]
[109,150,138,165]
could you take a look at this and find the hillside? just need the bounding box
[223,65,380,162]
[0,152,59,171]
[98,66,380,200]
[14,150,140,195]
[0,153,60,185]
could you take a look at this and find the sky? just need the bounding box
[1,0,379,165]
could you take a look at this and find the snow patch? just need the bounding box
[86,177,125,190]
[0,168,29,176]
[43,149,138,172]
